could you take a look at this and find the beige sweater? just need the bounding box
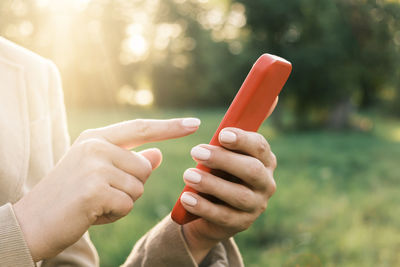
[0,37,243,267]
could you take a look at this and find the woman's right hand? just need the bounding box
[13,118,200,262]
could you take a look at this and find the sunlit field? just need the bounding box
[68,108,400,267]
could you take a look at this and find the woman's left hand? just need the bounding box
[181,127,277,263]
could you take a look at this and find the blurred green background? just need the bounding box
[2,0,400,266]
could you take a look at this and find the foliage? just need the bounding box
[67,108,400,267]
[1,0,399,128]
[236,0,400,127]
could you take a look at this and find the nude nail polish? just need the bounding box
[181,192,198,206]
[191,146,211,161]
[183,169,202,183]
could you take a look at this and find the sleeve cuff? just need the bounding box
[123,215,198,266]
[0,203,35,267]
[200,238,243,267]
[123,214,243,267]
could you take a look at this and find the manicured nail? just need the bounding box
[183,169,202,183]
[220,130,237,143]
[191,146,211,161]
[181,192,198,206]
[182,118,201,128]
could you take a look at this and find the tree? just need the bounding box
[236,0,400,128]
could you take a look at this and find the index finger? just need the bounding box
[82,118,200,149]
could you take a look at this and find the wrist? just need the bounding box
[182,223,218,264]
[13,198,43,262]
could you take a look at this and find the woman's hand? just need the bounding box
[13,118,200,262]
[181,127,277,263]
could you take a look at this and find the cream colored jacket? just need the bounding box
[0,37,243,267]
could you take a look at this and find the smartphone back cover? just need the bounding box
[171,54,292,225]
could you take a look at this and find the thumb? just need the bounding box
[139,148,163,170]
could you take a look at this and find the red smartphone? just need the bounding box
[171,54,292,225]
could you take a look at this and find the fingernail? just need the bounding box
[191,146,211,161]
[181,192,198,206]
[182,118,201,128]
[183,169,202,183]
[220,130,237,143]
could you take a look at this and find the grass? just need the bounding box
[67,108,400,267]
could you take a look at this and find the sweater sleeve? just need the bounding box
[38,60,99,267]
[0,203,35,267]
[122,215,244,267]
[46,60,70,164]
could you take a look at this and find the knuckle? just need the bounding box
[133,119,151,138]
[135,182,145,199]
[218,212,231,227]
[86,205,103,223]
[236,188,253,209]
[256,134,270,155]
[270,152,278,169]
[91,163,115,183]
[236,217,253,231]
[83,182,105,202]
[249,160,266,182]
[79,138,107,156]
[125,179,137,198]
[78,129,97,141]
[142,161,152,178]
[120,198,134,216]
[94,164,112,178]
[268,178,277,196]
[260,201,268,213]
[83,158,103,174]
[129,152,152,181]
